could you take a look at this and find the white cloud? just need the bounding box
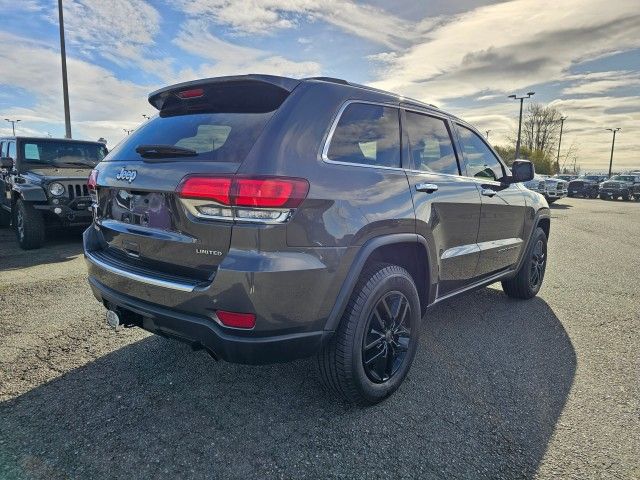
[172,0,414,48]
[562,71,640,95]
[171,20,321,81]
[0,32,153,146]
[369,0,640,103]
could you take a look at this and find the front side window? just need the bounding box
[457,125,505,181]
[7,142,15,159]
[404,112,459,175]
[326,103,400,168]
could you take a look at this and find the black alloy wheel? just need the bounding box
[529,239,546,290]
[362,291,411,383]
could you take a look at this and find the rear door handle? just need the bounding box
[416,183,438,193]
[481,188,497,197]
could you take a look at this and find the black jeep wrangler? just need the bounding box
[84,75,550,404]
[0,137,108,249]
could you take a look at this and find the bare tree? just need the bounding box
[521,103,563,157]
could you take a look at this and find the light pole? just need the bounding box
[58,0,72,138]
[556,116,567,174]
[142,114,150,120]
[508,91,535,159]
[606,128,620,178]
[4,118,21,136]
[485,130,491,140]
[123,128,133,135]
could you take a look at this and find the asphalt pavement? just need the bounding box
[0,198,638,479]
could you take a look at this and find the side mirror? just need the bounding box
[509,159,535,183]
[0,157,14,169]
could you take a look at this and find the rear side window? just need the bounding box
[404,112,459,175]
[106,112,274,163]
[457,125,505,181]
[326,103,400,168]
[7,142,15,159]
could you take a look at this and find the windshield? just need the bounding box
[106,111,274,163]
[611,175,633,182]
[20,140,107,168]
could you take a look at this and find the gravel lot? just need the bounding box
[0,198,638,479]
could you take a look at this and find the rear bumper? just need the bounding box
[89,276,330,364]
[83,225,350,364]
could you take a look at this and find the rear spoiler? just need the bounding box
[148,75,301,113]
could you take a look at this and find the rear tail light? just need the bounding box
[216,310,256,329]
[177,175,309,223]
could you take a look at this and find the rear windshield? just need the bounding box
[20,140,107,168]
[106,112,274,163]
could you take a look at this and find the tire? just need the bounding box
[0,208,10,227]
[622,194,630,201]
[501,227,547,300]
[599,194,608,200]
[14,199,45,250]
[547,198,557,204]
[317,263,421,405]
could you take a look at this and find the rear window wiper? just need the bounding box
[135,144,198,159]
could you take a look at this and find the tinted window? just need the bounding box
[457,125,504,181]
[7,142,16,159]
[20,140,106,167]
[327,104,400,168]
[404,112,459,175]
[0,142,5,157]
[107,112,273,163]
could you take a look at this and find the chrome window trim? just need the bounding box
[320,100,404,172]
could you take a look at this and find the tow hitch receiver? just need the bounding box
[106,310,121,330]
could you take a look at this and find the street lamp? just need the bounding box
[123,128,133,135]
[508,91,535,159]
[485,130,491,140]
[58,0,72,138]
[142,114,150,120]
[5,118,21,136]
[606,128,620,178]
[556,116,567,174]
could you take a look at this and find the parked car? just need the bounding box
[599,175,640,201]
[542,177,568,204]
[84,75,550,404]
[568,175,602,198]
[523,175,547,195]
[0,136,108,249]
[556,174,577,182]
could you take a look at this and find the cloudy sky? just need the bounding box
[0,0,638,171]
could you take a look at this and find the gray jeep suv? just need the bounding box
[84,75,550,404]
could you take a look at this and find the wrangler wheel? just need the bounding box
[14,199,45,250]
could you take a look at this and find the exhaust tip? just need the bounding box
[106,310,120,329]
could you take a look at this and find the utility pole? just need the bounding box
[556,116,567,174]
[606,128,620,178]
[4,118,20,136]
[58,0,72,139]
[508,92,535,159]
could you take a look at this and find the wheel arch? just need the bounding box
[324,234,433,332]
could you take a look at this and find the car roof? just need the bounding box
[148,73,457,120]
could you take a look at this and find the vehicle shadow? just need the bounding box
[0,228,84,272]
[0,288,576,479]
[549,203,572,209]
